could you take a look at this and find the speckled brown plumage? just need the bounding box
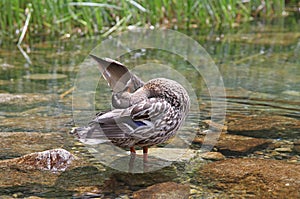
[71,55,190,158]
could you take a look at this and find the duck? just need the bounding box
[71,54,190,163]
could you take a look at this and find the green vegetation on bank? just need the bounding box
[0,0,299,42]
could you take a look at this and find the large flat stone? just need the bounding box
[136,148,197,162]
[226,115,300,138]
[216,134,271,155]
[133,182,190,199]
[0,132,65,159]
[0,115,71,132]
[193,133,271,155]
[197,158,300,198]
[0,93,55,106]
[0,149,105,197]
[88,147,198,173]
[200,152,225,161]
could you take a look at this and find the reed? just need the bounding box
[0,0,294,42]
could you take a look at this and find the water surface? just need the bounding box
[0,17,299,198]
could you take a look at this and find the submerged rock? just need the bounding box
[0,93,58,112]
[23,73,67,80]
[0,149,76,186]
[216,134,271,155]
[0,132,65,159]
[282,90,300,97]
[293,140,300,154]
[226,115,300,139]
[197,158,300,198]
[86,145,198,173]
[12,148,75,172]
[140,148,197,162]
[193,133,271,156]
[0,93,55,106]
[275,147,293,153]
[0,115,71,132]
[0,148,105,197]
[200,152,225,161]
[133,182,190,199]
[0,80,11,86]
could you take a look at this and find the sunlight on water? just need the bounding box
[0,19,299,197]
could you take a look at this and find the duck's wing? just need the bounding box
[129,98,174,140]
[72,98,173,145]
[90,54,144,93]
[71,109,135,145]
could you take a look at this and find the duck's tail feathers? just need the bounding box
[70,123,109,145]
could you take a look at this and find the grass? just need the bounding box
[0,0,298,42]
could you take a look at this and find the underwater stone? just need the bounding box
[197,158,300,198]
[23,73,67,80]
[15,148,75,172]
[133,182,190,199]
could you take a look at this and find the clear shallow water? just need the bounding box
[0,18,299,197]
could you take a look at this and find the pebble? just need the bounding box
[287,159,298,163]
[275,156,283,160]
[294,140,300,145]
[275,147,292,153]
[12,192,23,198]
[293,146,300,154]
[293,140,300,154]
[254,151,264,155]
[280,153,290,158]
[270,150,280,155]
[272,142,282,148]
[132,182,190,199]
[200,152,225,161]
[117,195,130,199]
[0,196,14,199]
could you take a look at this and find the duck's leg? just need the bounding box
[143,146,150,173]
[143,146,148,162]
[129,147,136,173]
[130,147,136,155]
